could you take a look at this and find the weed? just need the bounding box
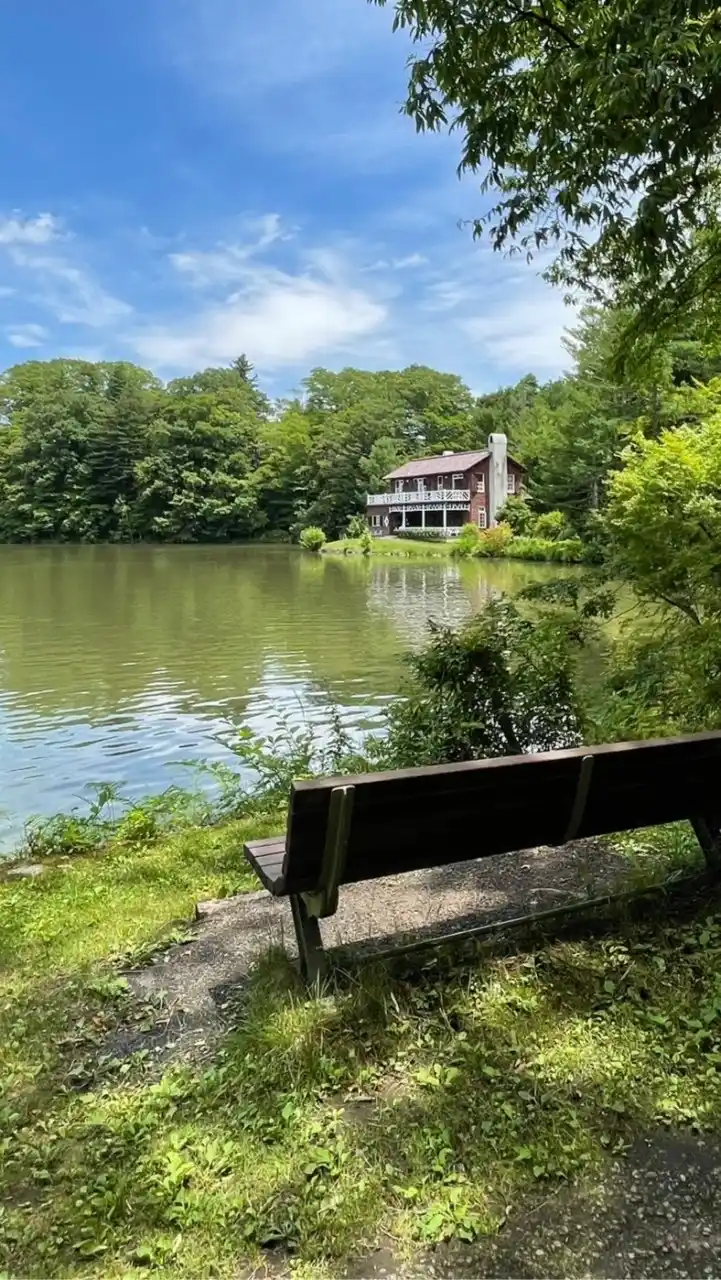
[1,823,720,1278]
[0,740,717,1277]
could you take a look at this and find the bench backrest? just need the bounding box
[280,731,721,895]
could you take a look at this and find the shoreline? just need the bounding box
[323,535,587,564]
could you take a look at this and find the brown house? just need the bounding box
[366,434,524,537]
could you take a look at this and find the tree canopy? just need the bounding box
[0,358,489,543]
[2,303,720,544]
[606,382,721,627]
[374,0,721,336]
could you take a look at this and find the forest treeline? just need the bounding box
[1,307,720,543]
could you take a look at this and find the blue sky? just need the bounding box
[0,0,575,396]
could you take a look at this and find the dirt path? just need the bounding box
[119,842,721,1279]
[124,838,628,1062]
[342,1131,721,1279]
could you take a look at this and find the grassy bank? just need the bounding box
[324,535,454,559]
[2,802,721,1278]
[323,535,587,564]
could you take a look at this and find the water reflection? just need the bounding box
[0,545,565,848]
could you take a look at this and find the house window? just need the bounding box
[507,473,516,494]
[452,473,465,489]
[476,473,485,494]
[370,513,381,527]
[436,475,445,491]
[477,508,487,529]
[394,479,403,493]
[417,477,427,491]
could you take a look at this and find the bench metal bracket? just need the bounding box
[691,815,721,874]
[301,785,355,920]
[290,895,326,986]
[289,785,355,984]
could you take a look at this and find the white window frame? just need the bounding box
[394,479,403,493]
[477,508,487,529]
[436,475,445,490]
[370,513,381,527]
[507,473,516,494]
[476,473,485,494]
[452,472,465,490]
[417,477,427,491]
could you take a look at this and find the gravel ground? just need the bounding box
[238,1131,721,1279]
[120,844,721,1279]
[339,1131,721,1280]
[124,838,628,1061]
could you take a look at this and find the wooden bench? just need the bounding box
[244,731,721,982]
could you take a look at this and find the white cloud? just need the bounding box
[1,244,132,330]
[0,213,61,245]
[424,278,477,313]
[169,215,289,288]
[463,289,575,375]
[0,210,131,331]
[133,269,385,369]
[0,204,575,390]
[367,252,430,273]
[131,216,387,370]
[7,323,48,349]
[33,259,132,328]
[392,254,428,270]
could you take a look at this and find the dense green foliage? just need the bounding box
[0,359,492,543]
[498,536,586,564]
[376,597,589,767]
[601,382,721,738]
[375,0,721,345]
[298,525,327,552]
[0,359,267,543]
[3,300,720,546]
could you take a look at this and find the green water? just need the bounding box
[0,545,568,850]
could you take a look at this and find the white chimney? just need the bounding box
[488,433,508,527]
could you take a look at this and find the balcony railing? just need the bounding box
[367,488,471,505]
[371,525,464,537]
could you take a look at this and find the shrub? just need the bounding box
[533,510,571,541]
[449,522,482,558]
[360,529,373,556]
[503,536,586,563]
[395,529,449,542]
[346,513,368,539]
[497,495,535,535]
[299,526,326,552]
[555,538,586,563]
[378,599,588,768]
[477,523,514,556]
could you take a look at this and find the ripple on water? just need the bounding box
[0,544,564,850]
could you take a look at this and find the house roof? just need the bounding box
[384,448,526,481]
[384,451,489,480]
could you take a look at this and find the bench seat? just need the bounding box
[243,731,721,983]
[245,836,286,894]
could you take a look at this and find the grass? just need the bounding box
[325,535,455,559]
[1,813,721,1278]
[323,535,587,564]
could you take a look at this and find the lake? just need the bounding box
[0,544,568,851]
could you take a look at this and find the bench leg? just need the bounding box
[691,816,721,875]
[290,895,327,986]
